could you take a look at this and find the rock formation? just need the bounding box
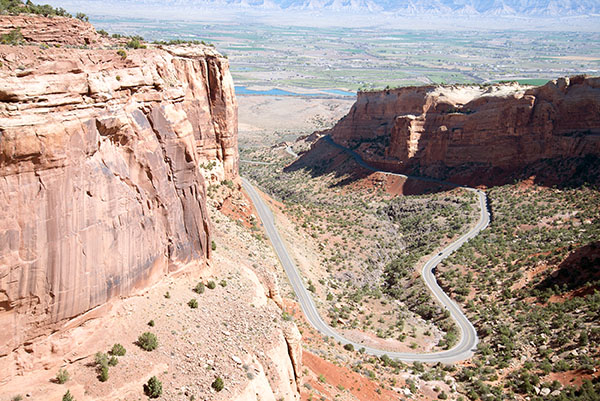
[326,76,600,182]
[0,14,101,46]
[0,39,238,356]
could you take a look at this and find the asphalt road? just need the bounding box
[241,137,490,363]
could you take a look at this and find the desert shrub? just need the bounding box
[211,377,224,392]
[62,391,74,401]
[95,352,109,369]
[207,280,216,290]
[99,365,109,382]
[137,332,158,351]
[0,28,23,45]
[164,291,171,299]
[188,298,198,308]
[116,49,126,59]
[75,12,88,21]
[110,343,126,356]
[97,29,108,36]
[211,240,217,251]
[193,282,205,294]
[56,368,69,384]
[343,343,354,351]
[144,376,162,398]
[0,0,71,17]
[219,280,227,287]
[148,319,155,327]
[108,356,118,366]
[126,37,146,49]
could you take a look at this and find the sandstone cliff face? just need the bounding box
[0,43,238,356]
[329,76,600,180]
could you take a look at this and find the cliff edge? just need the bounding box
[0,32,238,356]
[324,76,600,184]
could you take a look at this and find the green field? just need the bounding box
[91,17,600,91]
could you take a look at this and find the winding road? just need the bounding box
[241,136,490,363]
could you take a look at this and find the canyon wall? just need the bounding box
[328,76,600,180]
[0,41,238,356]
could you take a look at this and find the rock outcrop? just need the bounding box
[0,42,238,357]
[0,14,101,46]
[326,76,600,182]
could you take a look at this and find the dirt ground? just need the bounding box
[237,95,353,147]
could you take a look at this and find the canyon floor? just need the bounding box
[237,94,600,401]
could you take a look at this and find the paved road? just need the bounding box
[241,137,490,363]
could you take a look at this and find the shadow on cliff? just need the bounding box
[285,137,456,195]
[287,137,600,193]
[534,241,600,296]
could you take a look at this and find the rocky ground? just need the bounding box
[237,95,353,148]
[0,183,302,401]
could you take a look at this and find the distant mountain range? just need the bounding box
[130,0,600,16]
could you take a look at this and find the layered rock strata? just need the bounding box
[0,43,238,356]
[328,76,600,179]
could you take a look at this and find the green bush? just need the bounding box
[148,319,155,327]
[211,377,224,392]
[126,37,146,49]
[75,12,88,22]
[0,0,71,17]
[95,352,108,369]
[193,282,205,294]
[164,291,171,299]
[343,343,354,351]
[219,280,227,287]
[110,343,126,356]
[144,376,162,398]
[99,365,109,382]
[207,281,216,290]
[116,49,127,59]
[56,368,69,384]
[62,390,74,401]
[0,28,23,45]
[188,298,198,308]
[137,332,158,351]
[211,240,217,251]
[108,356,118,366]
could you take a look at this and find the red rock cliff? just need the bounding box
[0,42,238,356]
[329,76,600,180]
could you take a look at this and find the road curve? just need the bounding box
[241,137,490,363]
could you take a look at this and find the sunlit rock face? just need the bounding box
[0,41,238,356]
[328,76,600,179]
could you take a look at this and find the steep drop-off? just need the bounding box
[0,42,238,356]
[324,76,600,183]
